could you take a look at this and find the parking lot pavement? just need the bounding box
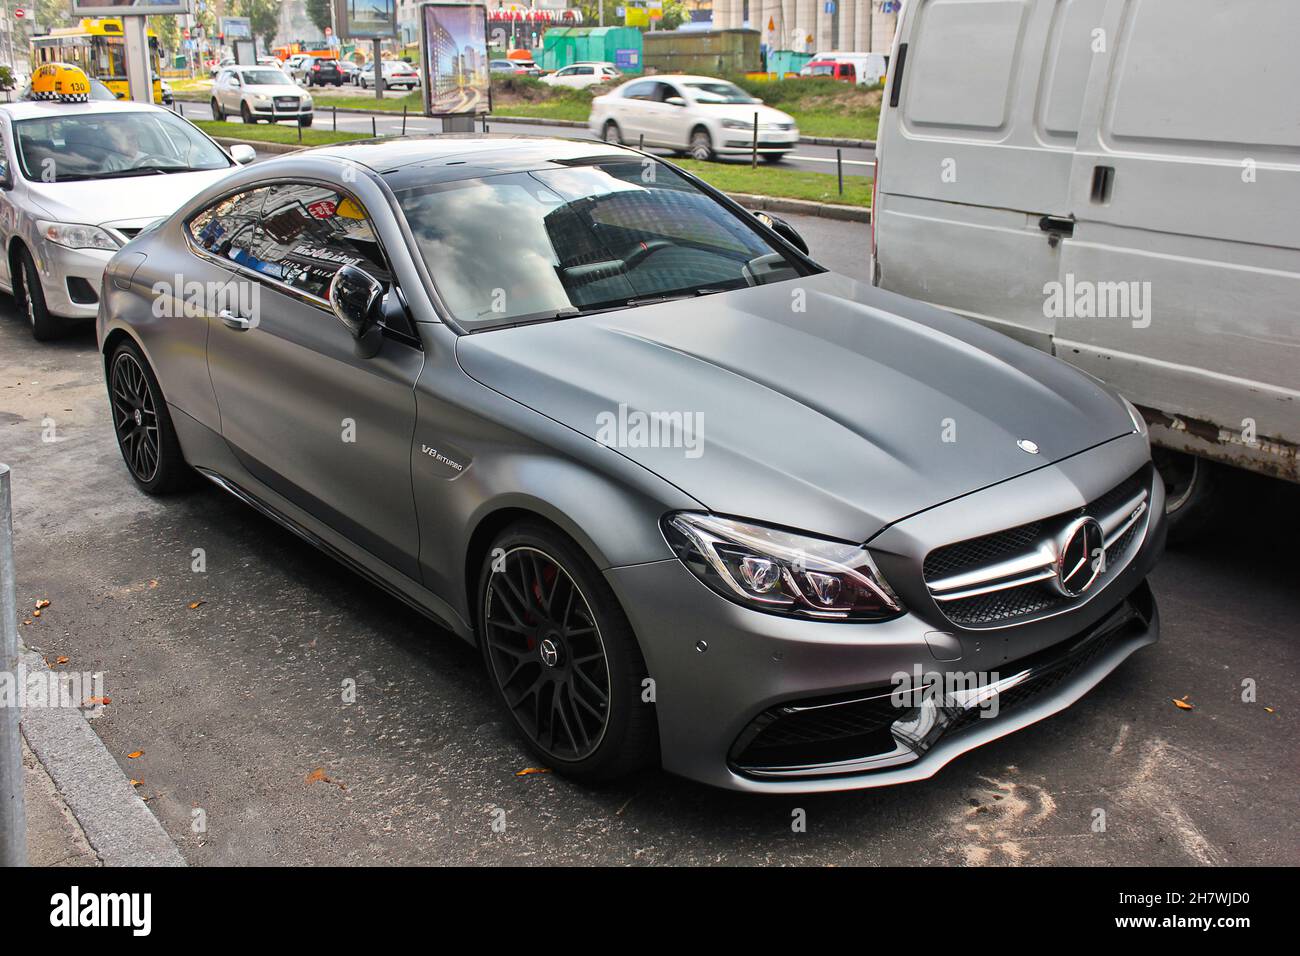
[1,218,1296,864]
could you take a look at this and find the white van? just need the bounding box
[871,0,1300,536]
[801,51,889,86]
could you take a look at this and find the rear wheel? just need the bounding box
[17,248,61,342]
[1153,447,1221,544]
[210,97,223,121]
[107,342,191,494]
[601,120,622,145]
[478,522,657,781]
[689,128,714,161]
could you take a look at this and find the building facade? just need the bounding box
[711,0,899,53]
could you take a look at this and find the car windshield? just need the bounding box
[14,111,231,183]
[396,160,810,330]
[241,69,293,85]
[682,81,759,104]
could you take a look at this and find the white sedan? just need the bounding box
[589,76,798,162]
[541,62,621,89]
[357,60,421,90]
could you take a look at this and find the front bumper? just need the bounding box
[606,433,1165,793]
[249,103,313,120]
[719,132,798,153]
[33,241,114,321]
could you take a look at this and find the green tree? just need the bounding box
[306,0,334,38]
[235,0,280,54]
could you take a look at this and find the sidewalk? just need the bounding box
[22,740,99,867]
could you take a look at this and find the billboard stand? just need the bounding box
[372,37,384,100]
[123,15,152,104]
[419,3,489,127]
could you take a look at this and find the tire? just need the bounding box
[762,152,786,164]
[601,120,622,145]
[107,341,191,494]
[240,102,254,124]
[333,79,342,87]
[688,127,714,161]
[16,248,61,342]
[299,116,313,128]
[477,521,658,781]
[210,98,223,121]
[1152,447,1221,545]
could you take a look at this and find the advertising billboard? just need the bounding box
[333,0,398,40]
[71,0,190,16]
[421,3,489,117]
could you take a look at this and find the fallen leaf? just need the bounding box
[127,750,144,759]
[188,600,205,610]
[1264,706,1275,714]
[149,580,159,589]
[84,696,111,707]
[1172,698,1194,710]
[32,609,40,618]
[55,656,69,666]
[129,779,142,788]
[21,620,30,626]
[515,767,551,777]
[305,767,346,790]
[35,599,50,610]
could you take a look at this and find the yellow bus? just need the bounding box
[30,18,164,104]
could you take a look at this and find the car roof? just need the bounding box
[0,99,166,121]
[296,134,641,189]
[632,75,733,85]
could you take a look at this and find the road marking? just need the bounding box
[787,154,875,167]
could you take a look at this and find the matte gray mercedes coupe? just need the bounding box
[97,136,1165,793]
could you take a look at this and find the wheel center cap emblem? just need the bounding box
[539,638,561,668]
[133,409,143,427]
[1017,439,1040,455]
[1055,516,1105,597]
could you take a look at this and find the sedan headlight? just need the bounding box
[37,221,120,251]
[663,513,903,621]
[720,119,754,130]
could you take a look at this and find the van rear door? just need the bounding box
[874,0,1107,350]
[1057,0,1300,471]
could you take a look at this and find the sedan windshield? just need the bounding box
[14,111,231,183]
[682,81,759,104]
[241,69,293,86]
[396,160,811,330]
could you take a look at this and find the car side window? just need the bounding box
[657,83,681,102]
[188,189,269,265]
[248,183,393,304]
[624,80,656,100]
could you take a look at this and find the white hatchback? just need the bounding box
[589,76,798,162]
[542,62,621,89]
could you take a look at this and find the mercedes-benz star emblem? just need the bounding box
[1055,516,1105,597]
[538,638,560,668]
[1017,439,1040,455]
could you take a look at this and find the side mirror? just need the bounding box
[228,144,255,165]
[665,95,686,107]
[329,264,384,347]
[753,211,810,256]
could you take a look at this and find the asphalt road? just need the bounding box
[2,215,1296,865]
[176,96,877,178]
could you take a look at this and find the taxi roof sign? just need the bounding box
[30,63,92,103]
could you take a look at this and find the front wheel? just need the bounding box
[17,248,61,342]
[299,116,313,128]
[601,120,622,145]
[210,98,223,121]
[240,102,255,124]
[107,342,191,494]
[1153,448,1220,544]
[688,128,714,161]
[478,522,658,781]
[762,152,786,164]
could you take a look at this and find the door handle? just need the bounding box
[219,309,252,330]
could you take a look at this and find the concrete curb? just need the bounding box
[18,645,185,867]
[175,93,875,148]
[211,136,871,221]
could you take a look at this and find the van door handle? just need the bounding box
[1038,216,1075,237]
[219,310,252,330]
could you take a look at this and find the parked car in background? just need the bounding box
[292,55,344,87]
[357,59,420,90]
[500,52,541,77]
[211,66,313,126]
[802,60,857,82]
[490,59,533,77]
[96,135,1164,792]
[257,56,284,69]
[541,62,621,89]
[209,56,236,78]
[0,84,254,340]
[336,60,361,84]
[800,51,887,85]
[872,0,1300,539]
[284,53,310,78]
[591,76,798,162]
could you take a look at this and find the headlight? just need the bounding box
[37,221,119,251]
[663,513,904,621]
[720,119,753,130]
[302,95,313,107]
[1120,395,1150,448]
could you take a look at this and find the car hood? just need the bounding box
[456,272,1135,542]
[692,102,794,125]
[27,167,238,228]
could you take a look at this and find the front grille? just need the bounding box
[274,96,300,109]
[924,466,1152,629]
